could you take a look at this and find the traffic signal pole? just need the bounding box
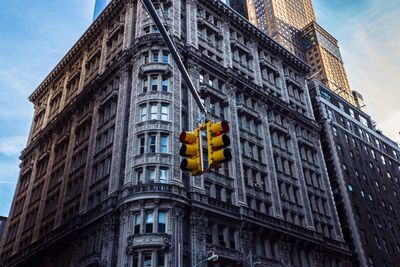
[140,0,207,119]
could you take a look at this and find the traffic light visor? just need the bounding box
[179,131,197,144]
[209,134,230,148]
[211,149,232,163]
[210,121,229,135]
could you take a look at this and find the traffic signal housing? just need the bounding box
[179,128,203,176]
[206,121,232,168]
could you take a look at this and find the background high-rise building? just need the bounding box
[309,80,400,266]
[247,0,315,57]
[302,22,355,105]
[246,0,357,105]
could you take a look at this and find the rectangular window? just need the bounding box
[218,225,225,246]
[143,251,152,267]
[145,212,154,233]
[143,53,149,64]
[229,228,235,249]
[162,51,169,63]
[133,253,139,267]
[160,134,168,153]
[147,167,156,182]
[157,251,165,267]
[140,104,147,122]
[158,211,166,233]
[139,135,145,154]
[152,51,159,62]
[143,79,148,92]
[160,104,169,121]
[148,134,157,153]
[136,168,143,183]
[151,76,158,91]
[159,167,168,183]
[150,104,158,120]
[161,77,169,91]
[134,214,141,234]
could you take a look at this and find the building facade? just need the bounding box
[246,0,315,57]
[0,217,6,241]
[301,23,355,105]
[0,0,350,266]
[246,0,357,106]
[309,80,400,267]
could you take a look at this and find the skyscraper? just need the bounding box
[301,22,355,105]
[246,0,357,105]
[309,79,400,266]
[0,0,351,266]
[247,0,315,57]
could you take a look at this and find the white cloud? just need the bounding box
[0,136,26,156]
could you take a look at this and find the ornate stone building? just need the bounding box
[0,0,350,266]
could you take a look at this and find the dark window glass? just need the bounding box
[158,211,166,233]
[146,212,153,233]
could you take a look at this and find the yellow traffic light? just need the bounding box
[179,128,203,176]
[207,121,232,168]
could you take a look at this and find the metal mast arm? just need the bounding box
[140,0,207,116]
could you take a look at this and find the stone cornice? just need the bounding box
[198,0,311,73]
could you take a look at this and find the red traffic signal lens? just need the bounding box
[221,121,229,132]
[179,132,187,143]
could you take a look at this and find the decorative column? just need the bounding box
[279,241,291,267]
[239,229,253,267]
[190,214,207,267]
[288,120,314,229]
[262,104,283,218]
[100,214,119,267]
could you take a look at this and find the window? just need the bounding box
[147,167,156,183]
[162,51,169,63]
[143,79,148,92]
[349,108,355,118]
[140,104,147,122]
[139,135,145,154]
[136,168,143,183]
[143,251,152,267]
[157,251,165,267]
[150,104,158,120]
[161,77,169,91]
[159,167,168,183]
[347,184,353,192]
[218,225,225,246]
[151,76,158,91]
[332,127,338,136]
[134,214,141,234]
[228,228,236,249]
[371,149,376,159]
[145,212,154,233]
[152,51,159,62]
[160,134,168,153]
[158,211,166,233]
[160,104,169,121]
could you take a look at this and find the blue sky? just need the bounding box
[0,0,399,216]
